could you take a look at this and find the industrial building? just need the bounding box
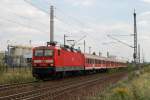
[7,45,32,67]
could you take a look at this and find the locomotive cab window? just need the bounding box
[35,50,43,57]
[44,50,53,57]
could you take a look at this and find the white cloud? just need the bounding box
[139,11,150,16]
[138,11,150,32]
[141,0,150,3]
[0,0,50,50]
[65,0,96,7]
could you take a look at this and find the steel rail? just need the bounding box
[26,73,125,100]
[0,73,107,100]
[20,73,126,100]
[0,81,38,91]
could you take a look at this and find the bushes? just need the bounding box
[0,67,36,84]
[96,66,150,100]
[112,87,130,100]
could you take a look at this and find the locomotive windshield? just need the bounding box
[34,49,53,57]
[35,50,43,57]
[44,50,53,57]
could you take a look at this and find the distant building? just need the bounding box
[7,45,32,67]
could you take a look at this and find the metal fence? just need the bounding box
[0,65,32,73]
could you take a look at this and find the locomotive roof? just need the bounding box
[33,45,81,52]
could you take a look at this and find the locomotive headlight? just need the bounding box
[45,60,53,63]
[34,60,42,63]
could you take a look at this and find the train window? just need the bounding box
[90,59,92,64]
[44,50,53,57]
[58,50,60,56]
[103,61,105,64]
[35,50,43,57]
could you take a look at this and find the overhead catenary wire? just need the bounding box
[0,17,49,34]
[38,0,102,45]
[107,35,134,48]
[24,0,96,38]
[54,14,102,50]
[53,8,112,51]
[24,0,129,56]
[0,1,50,34]
[24,0,80,36]
[54,9,134,57]
[23,0,77,38]
[24,0,51,15]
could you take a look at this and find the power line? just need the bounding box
[0,2,50,33]
[24,0,99,42]
[107,35,134,48]
[24,0,50,15]
[24,0,77,40]
[55,8,91,29]
[54,8,110,51]
[54,16,77,33]
[108,34,134,37]
[56,17,100,48]
[0,17,48,34]
[23,0,90,47]
[24,0,126,55]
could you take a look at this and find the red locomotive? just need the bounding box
[32,43,127,79]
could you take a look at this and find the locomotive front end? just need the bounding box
[32,46,55,78]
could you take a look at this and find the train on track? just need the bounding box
[32,42,127,79]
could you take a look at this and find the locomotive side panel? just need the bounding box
[54,49,84,72]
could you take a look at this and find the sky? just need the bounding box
[0,0,150,62]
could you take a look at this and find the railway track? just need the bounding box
[0,73,104,100]
[0,74,99,97]
[27,72,127,100]
[0,72,127,100]
[0,81,38,91]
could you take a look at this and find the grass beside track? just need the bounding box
[93,65,150,100]
[0,65,130,85]
[0,67,36,84]
[0,64,138,85]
